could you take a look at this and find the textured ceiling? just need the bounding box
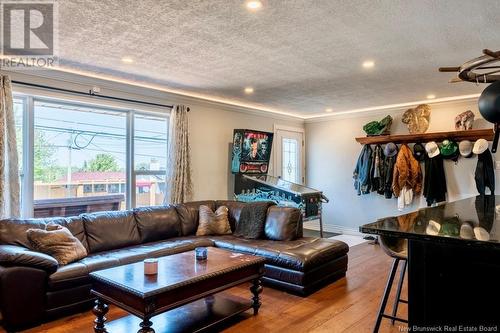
[53,0,500,117]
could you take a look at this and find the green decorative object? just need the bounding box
[363,115,393,136]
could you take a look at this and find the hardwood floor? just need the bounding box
[4,242,407,333]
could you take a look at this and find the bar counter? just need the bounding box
[361,195,500,328]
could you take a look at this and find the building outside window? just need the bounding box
[13,94,169,218]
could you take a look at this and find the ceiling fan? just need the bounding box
[439,49,500,84]
[440,49,500,153]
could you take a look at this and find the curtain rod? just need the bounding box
[11,80,189,111]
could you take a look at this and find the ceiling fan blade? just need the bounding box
[449,77,463,83]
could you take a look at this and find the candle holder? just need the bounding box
[195,247,208,261]
[144,258,158,275]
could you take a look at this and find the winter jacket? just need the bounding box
[370,145,385,195]
[392,144,422,197]
[423,154,447,206]
[475,149,495,196]
[353,145,373,195]
[383,154,397,199]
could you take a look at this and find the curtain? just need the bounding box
[164,105,193,204]
[0,75,20,218]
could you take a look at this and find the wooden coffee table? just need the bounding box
[90,247,265,333]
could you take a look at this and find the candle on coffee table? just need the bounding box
[144,258,158,275]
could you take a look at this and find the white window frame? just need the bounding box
[13,92,169,218]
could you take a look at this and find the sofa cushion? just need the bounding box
[0,216,89,251]
[0,218,47,248]
[211,235,349,271]
[48,262,89,291]
[175,201,216,236]
[233,202,275,239]
[82,211,140,253]
[27,223,87,265]
[265,206,302,241]
[196,205,232,236]
[134,205,181,243]
[215,200,246,232]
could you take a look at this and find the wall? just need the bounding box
[305,99,499,234]
[187,100,303,200]
[5,70,304,202]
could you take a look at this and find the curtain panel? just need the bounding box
[164,105,193,204]
[0,75,20,218]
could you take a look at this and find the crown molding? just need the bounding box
[4,66,305,122]
[304,94,481,123]
[4,66,483,124]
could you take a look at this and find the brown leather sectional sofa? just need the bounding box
[0,200,348,331]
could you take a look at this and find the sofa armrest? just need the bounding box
[0,244,58,273]
[0,265,47,330]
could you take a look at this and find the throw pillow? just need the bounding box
[27,223,87,265]
[233,202,274,239]
[196,205,232,236]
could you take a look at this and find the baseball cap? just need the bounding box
[425,141,440,158]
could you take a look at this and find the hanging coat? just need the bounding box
[383,154,397,199]
[423,154,447,206]
[353,145,373,195]
[370,145,385,195]
[392,144,422,197]
[475,149,495,195]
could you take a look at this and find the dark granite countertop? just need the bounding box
[360,195,500,247]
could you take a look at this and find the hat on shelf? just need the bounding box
[384,142,398,157]
[459,140,473,158]
[440,140,459,161]
[473,138,489,154]
[413,143,426,161]
[425,141,440,158]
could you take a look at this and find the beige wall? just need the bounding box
[188,102,302,200]
[6,70,304,202]
[305,99,498,233]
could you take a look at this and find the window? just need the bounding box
[83,184,93,193]
[33,100,127,208]
[14,94,169,217]
[93,184,107,193]
[133,113,168,207]
[108,184,120,193]
[282,138,298,183]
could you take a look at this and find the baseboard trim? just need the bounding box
[303,222,363,236]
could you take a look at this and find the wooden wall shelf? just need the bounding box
[355,128,494,145]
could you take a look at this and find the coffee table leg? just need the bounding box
[93,298,109,333]
[137,318,155,333]
[250,278,263,315]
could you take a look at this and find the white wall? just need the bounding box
[5,70,304,202]
[187,100,303,200]
[305,99,499,233]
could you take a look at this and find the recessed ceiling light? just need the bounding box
[244,87,254,94]
[121,57,134,64]
[427,94,436,99]
[362,60,375,69]
[246,0,263,11]
[325,108,333,112]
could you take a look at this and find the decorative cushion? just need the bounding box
[233,202,275,239]
[175,201,217,236]
[196,205,232,236]
[27,223,87,265]
[265,206,302,241]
